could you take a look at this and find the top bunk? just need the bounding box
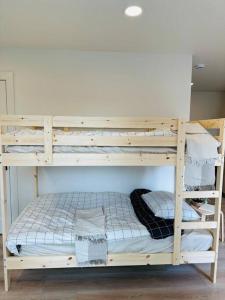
[0,115,224,167]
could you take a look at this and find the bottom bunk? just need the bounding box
[5,191,214,270]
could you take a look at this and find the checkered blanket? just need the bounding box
[6,192,149,255]
[130,189,174,239]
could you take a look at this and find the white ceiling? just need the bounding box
[0,0,225,91]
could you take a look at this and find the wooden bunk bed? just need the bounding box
[0,115,224,291]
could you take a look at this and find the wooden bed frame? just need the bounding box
[0,115,224,291]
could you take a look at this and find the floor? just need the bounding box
[0,200,225,300]
[1,243,225,299]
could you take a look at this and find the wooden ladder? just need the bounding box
[173,119,225,283]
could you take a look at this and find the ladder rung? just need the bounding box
[181,221,217,230]
[183,191,220,199]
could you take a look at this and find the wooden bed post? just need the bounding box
[210,119,225,283]
[173,119,186,265]
[0,125,10,291]
[44,116,53,164]
[33,166,39,198]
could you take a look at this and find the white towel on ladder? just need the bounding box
[185,123,220,190]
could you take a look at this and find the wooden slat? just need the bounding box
[53,135,177,147]
[180,251,216,264]
[0,125,11,291]
[6,251,216,270]
[183,191,220,199]
[210,118,225,283]
[1,153,177,166]
[52,153,176,166]
[197,119,225,130]
[44,116,52,163]
[2,134,177,147]
[53,116,178,130]
[173,120,186,265]
[33,167,39,198]
[0,114,45,127]
[181,221,217,230]
[6,255,77,269]
[108,253,172,266]
[0,115,178,129]
[2,135,44,145]
[7,254,172,270]
[2,153,46,166]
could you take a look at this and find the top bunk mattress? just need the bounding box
[5,128,177,154]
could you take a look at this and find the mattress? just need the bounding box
[6,192,213,256]
[18,230,213,256]
[5,128,176,154]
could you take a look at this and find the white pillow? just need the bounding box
[142,191,200,221]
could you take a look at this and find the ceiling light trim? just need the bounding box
[125,6,143,17]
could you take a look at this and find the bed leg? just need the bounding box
[3,266,10,291]
[210,262,217,283]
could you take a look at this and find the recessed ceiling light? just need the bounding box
[191,82,194,86]
[125,6,143,17]
[193,64,205,70]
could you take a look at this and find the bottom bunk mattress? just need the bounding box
[6,192,213,256]
[18,230,212,256]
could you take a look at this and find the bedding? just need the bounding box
[130,189,175,239]
[6,192,213,257]
[141,191,200,221]
[5,128,176,154]
[6,192,150,255]
[6,145,176,154]
[74,207,107,266]
[185,123,221,190]
[5,128,176,138]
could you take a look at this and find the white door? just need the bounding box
[0,80,7,232]
[0,80,7,113]
[0,79,18,233]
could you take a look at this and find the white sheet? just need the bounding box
[6,128,176,138]
[18,230,213,256]
[7,145,177,154]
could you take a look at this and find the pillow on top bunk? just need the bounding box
[142,191,200,221]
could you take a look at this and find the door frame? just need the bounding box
[0,72,15,113]
[0,71,18,230]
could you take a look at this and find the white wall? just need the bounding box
[191,91,225,120]
[0,49,192,212]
